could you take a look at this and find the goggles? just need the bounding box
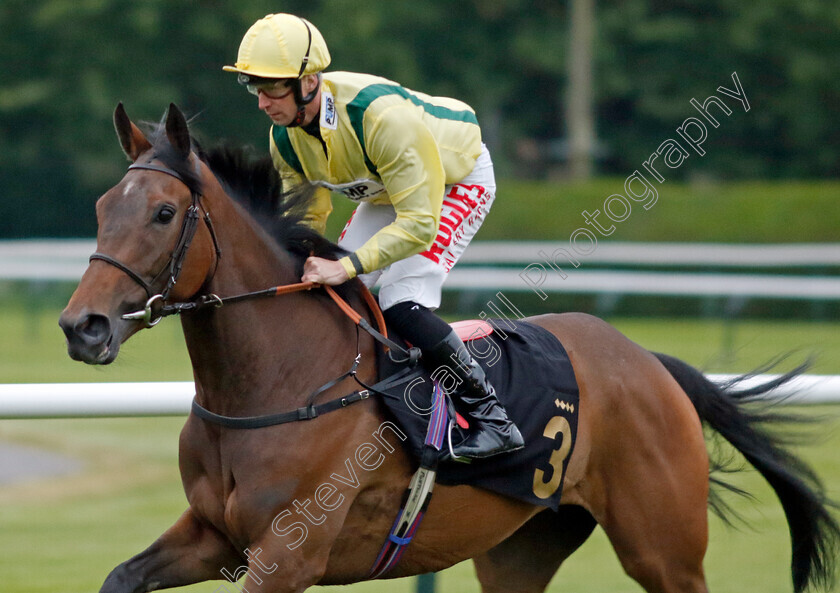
[239,74,294,99]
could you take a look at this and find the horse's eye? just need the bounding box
[155,205,177,224]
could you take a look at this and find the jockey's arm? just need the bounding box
[337,106,445,279]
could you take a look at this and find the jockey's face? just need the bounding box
[257,74,320,127]
[257,86,297,126]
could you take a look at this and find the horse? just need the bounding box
[59,103,838,593]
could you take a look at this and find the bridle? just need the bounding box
[89,157,411,361]
[89,160,221,327]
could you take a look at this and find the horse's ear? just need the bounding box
[113,102,151,162]
[165,103,191,158]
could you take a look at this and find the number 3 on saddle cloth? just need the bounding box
[376,318,581,510]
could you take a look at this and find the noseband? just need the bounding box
[89,161,221,327]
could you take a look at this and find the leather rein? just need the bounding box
[90,160,415,427]
[90,160,398,345]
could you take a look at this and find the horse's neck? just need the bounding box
[180,195,366,416]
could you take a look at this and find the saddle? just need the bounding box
[375,317,581,511]
[187,282,580,510]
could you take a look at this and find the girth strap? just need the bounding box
[368,381,447,578]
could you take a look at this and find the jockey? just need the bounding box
[224,13,523,460]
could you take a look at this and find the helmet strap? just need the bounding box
[287,73,322,128]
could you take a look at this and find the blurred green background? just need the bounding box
[1,1,839,592]
[1,0,839,238]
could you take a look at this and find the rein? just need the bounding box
[158,280,406,357]
[93,158,413,363]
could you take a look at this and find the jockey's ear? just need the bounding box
[301,74,320,95]
[114,102,152,162]
[165,103,192,158]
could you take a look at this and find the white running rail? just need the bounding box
[0,375,837,418]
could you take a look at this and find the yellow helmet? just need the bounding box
[223,14,331,79]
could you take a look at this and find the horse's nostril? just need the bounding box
[73,314,112,345]
[59,311,116,364]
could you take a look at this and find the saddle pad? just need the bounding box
[376,319,579,510]
[450,319,493,342]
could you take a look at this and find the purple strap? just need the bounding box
[424,381,447,450]
[368,381,446,579]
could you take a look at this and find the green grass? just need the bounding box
[610,317,840,375]
[321,178,840,243]
[6,304,839,382]
[0,304,192,383]
[1,411,838,593]
[2,306,840,592]
[486,178,840,242]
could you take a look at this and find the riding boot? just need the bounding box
[425,330,524,459]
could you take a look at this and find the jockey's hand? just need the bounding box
[302,256,350,285]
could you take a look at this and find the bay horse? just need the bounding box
[60,103,838,593]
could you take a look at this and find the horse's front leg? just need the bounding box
[100,507,241,593]
[226,536,336,593]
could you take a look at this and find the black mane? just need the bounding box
[141,119,347,276]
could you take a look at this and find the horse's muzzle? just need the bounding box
[59,310,118,365]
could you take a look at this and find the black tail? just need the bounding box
[654,352,839,593]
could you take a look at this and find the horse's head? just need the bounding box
[59,103,219,364]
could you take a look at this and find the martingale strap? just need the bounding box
[191,389,371,429]
[190,364,423,430]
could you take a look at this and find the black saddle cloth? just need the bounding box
[374,319,580,511]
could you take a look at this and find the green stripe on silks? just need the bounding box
[346,84,479,177]
[271,125,304,175]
